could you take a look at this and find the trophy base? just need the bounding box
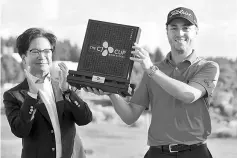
[67,70,135,97]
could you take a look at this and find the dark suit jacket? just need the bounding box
[3,79,93,158]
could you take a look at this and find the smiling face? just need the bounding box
[167,18,198,56]
[22,37,53,77]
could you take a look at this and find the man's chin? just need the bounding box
[37,64,50,68]
[36,66,50,73]
[175,48,186,54]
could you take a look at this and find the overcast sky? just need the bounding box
[1,0,236,58]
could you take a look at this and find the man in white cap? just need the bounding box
[85,7,219,158]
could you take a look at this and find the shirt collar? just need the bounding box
[28,73,51,84]
[165,50,197,66]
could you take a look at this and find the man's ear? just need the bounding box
[21,55,26,64]
[166,25,168,35]
[195,26,199,35]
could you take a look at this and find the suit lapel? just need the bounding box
[36,102,52,124]
[20,79,52,125]
[51,79,64,123]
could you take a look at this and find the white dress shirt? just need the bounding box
[28,74,62,158]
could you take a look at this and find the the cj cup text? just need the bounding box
[89,41,127,58]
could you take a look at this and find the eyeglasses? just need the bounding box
[28,49,53,56]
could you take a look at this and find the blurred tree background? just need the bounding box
[1,37,237,133]
[0,37,81,84]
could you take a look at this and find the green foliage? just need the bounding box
[206,57,237,92]
[1,37,81,62]
[151,47,165,63]
[1,55,25,85]
[207,57,237,116]
[1,37,81,85]
[1,37,17,53]
[53,40,81,62]
[130,46,165,87]
[1,37,237,119]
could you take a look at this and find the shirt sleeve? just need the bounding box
[189,61,220,97]
[129,73,150,108]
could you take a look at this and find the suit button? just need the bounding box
[52,148,55,151]
[51,130,54,133]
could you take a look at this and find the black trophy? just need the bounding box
[67,19,141,97]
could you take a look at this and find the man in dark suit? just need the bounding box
[3,28,92,158]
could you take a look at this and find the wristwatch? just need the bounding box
[148,65,159,77]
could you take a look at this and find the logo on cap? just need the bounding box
[169,9,192,18]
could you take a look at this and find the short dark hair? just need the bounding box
[16,28,57,57]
